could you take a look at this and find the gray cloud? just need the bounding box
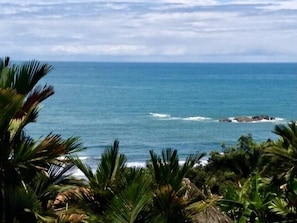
[0,0,296,61]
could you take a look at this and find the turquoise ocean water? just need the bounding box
[27,62,297,168]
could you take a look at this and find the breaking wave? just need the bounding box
[72,158,208,179]
[149,113,212,122]
[182,116,212,121]
[149,113,172,118]
[150,113,286,123]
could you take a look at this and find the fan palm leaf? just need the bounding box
[95,140,127,189]
[0,88,23,132]
[149,148,205,190]
[0,57,16,88]
[13,59,53,95]
[264,122,297,182]
[72,140,128,218]
[14,84,54,121]
[1,57,84,222]
[273,122,297,150]
[11,135,82,176]
[106,168,153,223]
[148,149,208,222]
[4,185,57,223]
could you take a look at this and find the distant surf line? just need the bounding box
[149,112,213,122]
[149,112,285,123]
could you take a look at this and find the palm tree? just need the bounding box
[148,148,220,223]
[105,167,153,223]
[0,57,83,222]
[265,122,297,179]
[263,121,297,220]
[71,140,127,221]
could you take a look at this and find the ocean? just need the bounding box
[26,62,297,169]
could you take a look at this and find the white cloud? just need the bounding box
[0,0,296,61]
[160,0,216,5]
[51,44,151,55]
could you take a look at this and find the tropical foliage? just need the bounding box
[0,57,83,222]
[1,57,297,223]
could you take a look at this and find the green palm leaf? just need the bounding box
[0,88,23,131]
[149,148,205,190]
[95,140,127,189]
[3,185,56,223]
[14,60,53,95]
[269,197,292,216]
[107,169,152,223]
[15,85,54,121]
[0,57,16,88]
[71,156,94,182]
[71,140,128,218]
[1,57,86,222]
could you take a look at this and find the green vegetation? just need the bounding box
[1,57,297,222]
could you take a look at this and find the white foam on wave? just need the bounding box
[149,112,171,118]
[71,159,209,179]
[150,113,212,122]
[78,156,89,160]
[182,116,212,121]
[255,117,285,123]
[126,162,147,168]
[126,160,207,168]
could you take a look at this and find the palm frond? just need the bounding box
[95,140,127,189]
[180,152,206,181]
[12,135,83,179]
[149,149,205,191]
[149,148,181,189]
[14,60,53,95]
[269,197,295,216]
[273,122,297,150]
[15,85,54,120]
[0,88,23,131]
[4,186,46,223]
[36,134,84,160]
[152,184,186,222]
[107,172,152,223]
[71,156,94,181]
[0,57,16,88]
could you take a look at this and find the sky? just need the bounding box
[1,0,296,62]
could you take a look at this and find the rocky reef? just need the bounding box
[219,115,275,123]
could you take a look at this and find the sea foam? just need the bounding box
[149,112,171,118]
[150,113,212,122]
[182,116,212,121]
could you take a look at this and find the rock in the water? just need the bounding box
[219,118,232,122]
[219,115,275,122]
[234,117,253,122]
[252,115,275,121]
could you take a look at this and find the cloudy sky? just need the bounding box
[1,0,296,62]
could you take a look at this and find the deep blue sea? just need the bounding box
[26,62,297,168]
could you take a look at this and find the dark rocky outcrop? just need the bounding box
[219,118,232,122]
[219,115,275,123]
[251,115,275,121]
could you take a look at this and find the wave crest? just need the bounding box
[149,112,171,118]
[150,112,212,122]
[150,113,286,123]
[182,116,212,121]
